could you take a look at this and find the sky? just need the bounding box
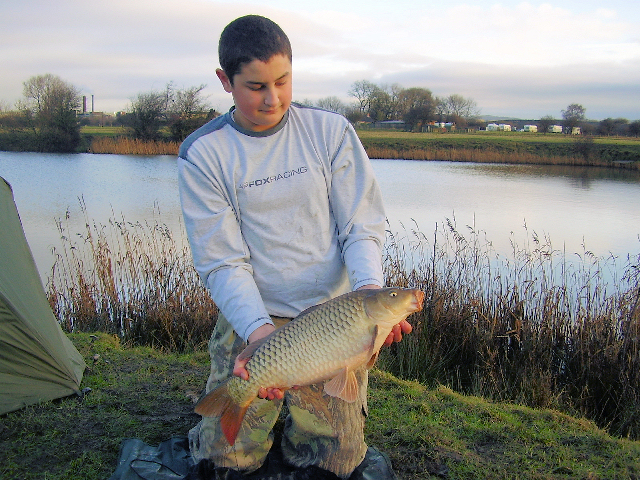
[2,0,639,121]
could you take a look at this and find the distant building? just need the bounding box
[548,125,563,133]
[425,122,455,132]
[486,123,511,131]
[523,125,538,133]
[572,127,581,135]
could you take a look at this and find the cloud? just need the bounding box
[1,0,639,119]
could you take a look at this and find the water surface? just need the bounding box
[1,152,638,281]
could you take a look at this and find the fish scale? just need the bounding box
[195,287,425,445]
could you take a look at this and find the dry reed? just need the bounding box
[47,200,216,351]
[90,137,179,155]
[365,146,640,169]
[379,218,640,438]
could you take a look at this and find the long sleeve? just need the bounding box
[329,123,386,290]
[178,155,274,342]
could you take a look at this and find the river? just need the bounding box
[1,151,639,284]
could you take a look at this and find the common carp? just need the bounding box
[194,287,425,445]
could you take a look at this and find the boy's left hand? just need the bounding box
[383,319,413,346]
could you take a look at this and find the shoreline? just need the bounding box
[87,131,640,170]
[3,128,640,170]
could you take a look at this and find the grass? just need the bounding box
[48,201,216,351]
[379,221,640,438]
[2,333,640,480]
[356,130,640,167]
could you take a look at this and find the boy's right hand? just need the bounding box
[233,324,285,400]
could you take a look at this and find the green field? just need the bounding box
[356,129,640,165]
[80,126,128,137]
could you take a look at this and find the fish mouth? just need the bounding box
[413,290,425,312]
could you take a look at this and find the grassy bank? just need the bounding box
[46,208,640,441]
[357,130,640,168]
[2,332,639,480]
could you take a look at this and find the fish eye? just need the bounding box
[390,291,397,297]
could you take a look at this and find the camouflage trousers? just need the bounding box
[189,313,369,479]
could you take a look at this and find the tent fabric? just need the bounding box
[0,176,86,415]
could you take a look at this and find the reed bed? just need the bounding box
[365,145,640,169]
[379,219,640,438]
[47,208,640,438]
[47,201,216,351]
[89,136,179,155]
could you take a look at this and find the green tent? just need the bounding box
[0,176,86,415]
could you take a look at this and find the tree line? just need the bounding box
[536,103,640,136]
[0,74,219,153]
[303,80,482,132]
[1,74,639,153]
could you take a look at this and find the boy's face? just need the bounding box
[217,54,292,132]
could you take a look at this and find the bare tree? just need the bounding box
[124,82,213,141]
[561,103,586,133]
[125,88,169,141]
[348,80,377,115]
[597,117,628,136]
[166,83,213,141]
[398,87,436,131]
[19,73,82,152]
[440,94,479,120]
[537,115,555,134]
[344,106,364,125]
[316,96,346,114]
[368,86,394,122]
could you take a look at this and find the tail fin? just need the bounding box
[194,379,250,445]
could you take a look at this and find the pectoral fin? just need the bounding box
[324,367,359,403]
[366,351,379,369]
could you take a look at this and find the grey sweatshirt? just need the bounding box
[178,103,386,341]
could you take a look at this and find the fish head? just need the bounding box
[363,287,425,328]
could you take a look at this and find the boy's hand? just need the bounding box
[383,319,413,346]
[233,324,286,400]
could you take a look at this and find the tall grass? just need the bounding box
[379,219,640,438]
[364,145,640,169]
[89,137,179,155]
[47,201,216,351]
[47,207,640,438]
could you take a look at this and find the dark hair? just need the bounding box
[219,15,292,84]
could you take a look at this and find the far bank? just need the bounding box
[3,126,639,169]
[86,127,640,169]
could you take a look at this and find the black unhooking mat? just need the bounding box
[107,436,396,480]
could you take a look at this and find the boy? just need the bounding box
[178,15,410,479]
